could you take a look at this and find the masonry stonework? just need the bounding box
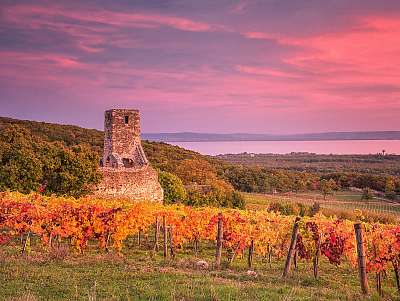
[95,109,163,201]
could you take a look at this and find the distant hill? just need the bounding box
[143,131,400,142]
[2,116,398,143]
[0,116,104,149]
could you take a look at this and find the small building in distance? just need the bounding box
[95,109,163,201]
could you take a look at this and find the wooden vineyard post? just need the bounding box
[248,239,254,269]
[376,272,382,297]
[215,213,223,268]
[163,216,168,260]
[137,230,141,247]
[313,234,321,279]
[354,223,369,295]
[105,233,111,252]
[373,245,383,296]
[169,225,175,258]
[194,237,199,257]
[282,217,300,278]
[153,217,160,252]
[49,233,53,249]
[393,261,400,293]
[22,232,31,255]
[268,247,272,268]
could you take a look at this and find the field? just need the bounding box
[1,193,400,300]
[217,153,400,175]
[244,191,400,221]
[0,242,381,301]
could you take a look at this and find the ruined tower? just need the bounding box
[95,109,163,201]
[102,109,148,168]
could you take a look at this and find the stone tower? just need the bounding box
[95,109,163,202]
[102,109,148,168]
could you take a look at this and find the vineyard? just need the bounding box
[0,192,400,299]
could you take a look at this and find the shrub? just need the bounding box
[309,202,321,216]
[158,171,187,204]
[268,202,296,215]
[231,191,246,209]
[362,188,374,200]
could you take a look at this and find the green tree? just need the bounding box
[158,171,187,204]
[0,125,43,193]
[42,143,102,197]
[0,125,101,197]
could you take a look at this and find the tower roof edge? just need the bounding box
[105,109,139,114]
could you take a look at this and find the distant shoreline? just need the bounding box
[163,140,400,156]
[1,116,399,142]
[143,131,400,142]
[157,138,400,142]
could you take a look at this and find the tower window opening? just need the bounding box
[123,158,134,168]
[124,115,129,124]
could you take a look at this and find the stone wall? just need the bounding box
[95,165,163,202]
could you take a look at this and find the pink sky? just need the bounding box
[0,0,399,134]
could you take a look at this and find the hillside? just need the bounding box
[0,116,244,207]
[0,117,104,149]
[1,116,399,198]
[0,116,212,168]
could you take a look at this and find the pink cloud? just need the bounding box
[1,2,400,133]
[230,1,251,15]
[240,15,400,110]
[242,31,300,45]
[243,32,274,40]
[4,4,213,33]
[2,3,215,54]
[236,65,301,78]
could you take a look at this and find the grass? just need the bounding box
[0,238,399,301]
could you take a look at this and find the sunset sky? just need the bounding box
[1,0,400,134]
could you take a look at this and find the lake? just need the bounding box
[169,140,400,156]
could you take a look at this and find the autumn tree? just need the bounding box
[385,177,396,200]
[319,179,338,200]
[174,158,217,185]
